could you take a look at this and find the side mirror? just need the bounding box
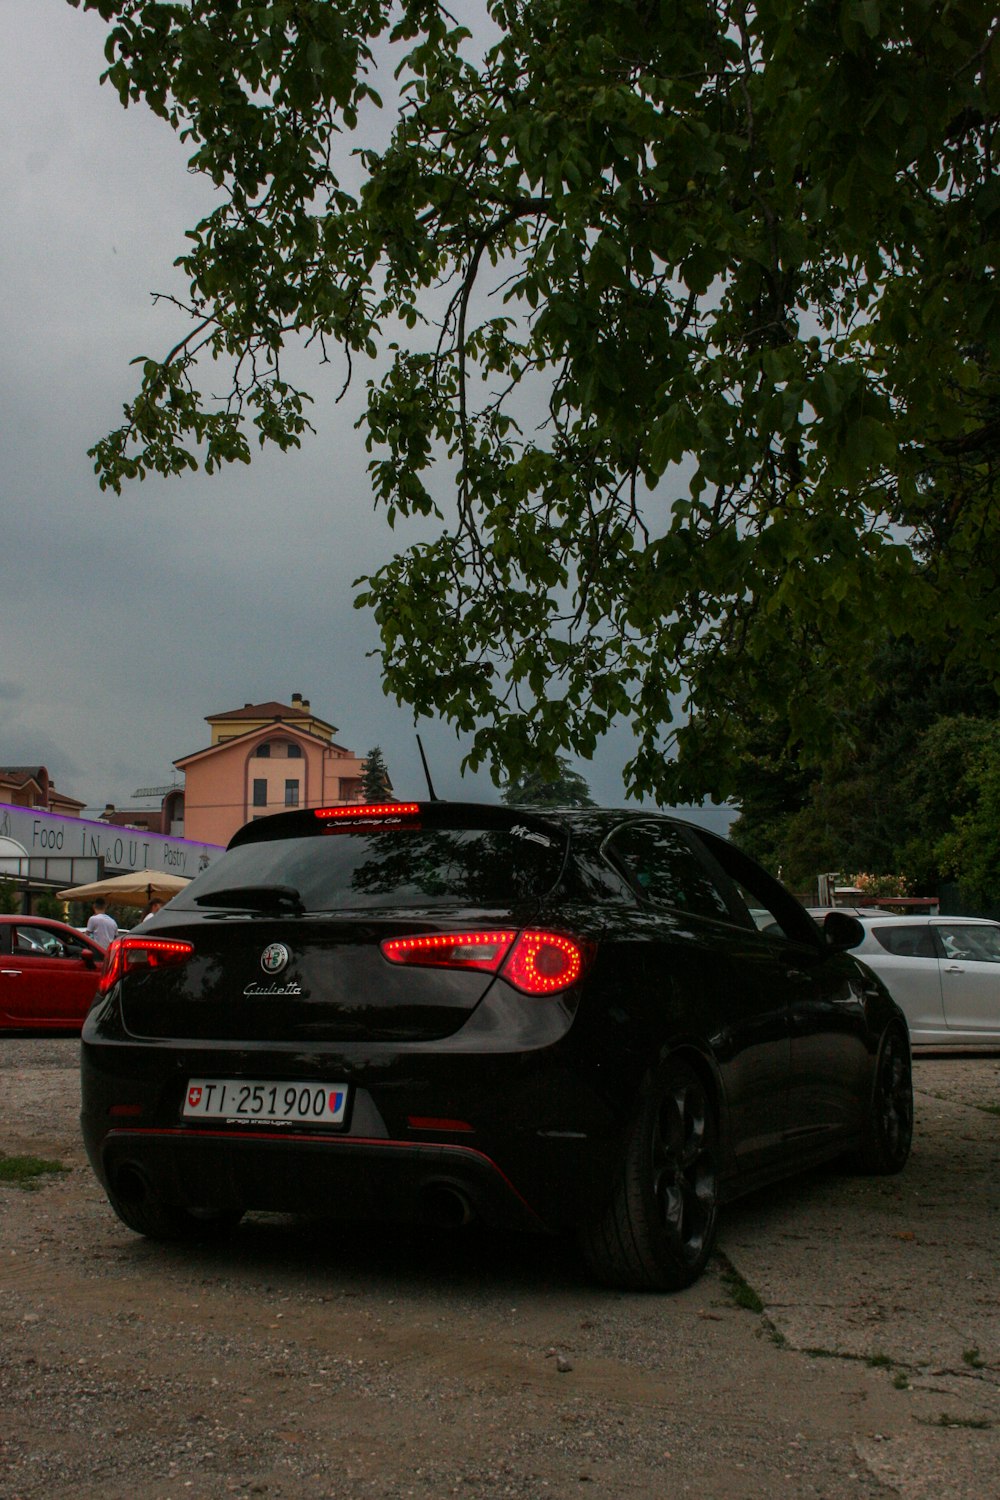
[81,948,99,968]
[823,911,864,950]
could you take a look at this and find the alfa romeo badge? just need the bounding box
[260,942,290,975]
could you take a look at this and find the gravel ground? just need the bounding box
[1,1038,998,1500]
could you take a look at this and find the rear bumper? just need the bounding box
[80,1032,627,1233]
[96,1125,549,1231]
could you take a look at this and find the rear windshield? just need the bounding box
[172,825,566,911]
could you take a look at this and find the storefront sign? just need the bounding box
[0,802,223,879]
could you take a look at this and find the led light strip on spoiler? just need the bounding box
[314,802,421,823]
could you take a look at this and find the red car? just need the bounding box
[0,916,104,1031]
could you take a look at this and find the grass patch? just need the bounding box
[975,1103,1000,1118]
[916,1414,993,1430]
[0,1154,69,1190]
[717,1256,765,1314]
[803,1346,910,1387]
[963,1347,985,1369]
[715,1255,788,1344]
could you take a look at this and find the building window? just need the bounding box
[253,779,267,807]
[285,780,300,807]
[287,743,302,758]
[255,743,271,758]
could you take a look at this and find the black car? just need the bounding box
[80,801,912,1291]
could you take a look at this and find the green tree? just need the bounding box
[935,725,1000,905]
[34,895,68,922]
[894,715,997,892]
[0,880,21,915]
[70,0,1000,800]
[501,755,596,808]
[730,640,1000,892]
[360,745,392,802]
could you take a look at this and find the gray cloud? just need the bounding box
[0,0,732,837]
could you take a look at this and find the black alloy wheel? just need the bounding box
[858,1025,913,1175]
[580,1057,720,1291]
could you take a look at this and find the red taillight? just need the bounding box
[98,939,125,993]
[381,931,516,973]
[98,936,194,992]
[381,929,591,996]
[504,931,589,995]
[315,803,420,820]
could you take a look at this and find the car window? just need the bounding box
[14,927,51,956]
[604,822,732,921]
[686,829,821,945]
[14,924,87,959]
[936,925,1000,963]
[727,882,791,938]
[871,925,937,959]
[175,824,567,911]
[568,853,635,903]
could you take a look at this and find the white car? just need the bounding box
[844,915,1000,1049]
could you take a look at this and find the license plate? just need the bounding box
[183,1078,348,1127]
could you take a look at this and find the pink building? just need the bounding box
[174,694,379,847]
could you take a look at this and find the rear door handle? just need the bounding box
[1,968,22,976]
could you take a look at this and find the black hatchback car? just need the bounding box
[80,801,912,1291]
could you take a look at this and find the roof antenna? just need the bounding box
[415,734,440,802]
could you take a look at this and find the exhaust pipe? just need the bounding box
[419,1181,475,1229]
[111,1161,155,1204]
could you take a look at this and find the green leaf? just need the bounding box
[69,0,1000,806]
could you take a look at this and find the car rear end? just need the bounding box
[80,802,618,1236]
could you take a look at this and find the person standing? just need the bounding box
[86,897,117,949]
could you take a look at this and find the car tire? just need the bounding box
[579,1057,720,1291]
[857,1024,913,1175]
[105,1171,243,1243]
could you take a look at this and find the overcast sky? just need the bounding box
[0,1,731,834]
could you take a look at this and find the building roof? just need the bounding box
[174,720,358,769]
[206,699,337,733]
[207,701,307,721]
[0,765,86,813]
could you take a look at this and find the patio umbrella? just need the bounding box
[57,869,192,908]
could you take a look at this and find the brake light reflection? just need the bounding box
[407,1115,475,1133]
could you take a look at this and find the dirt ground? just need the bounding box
[1,1039,998,1500]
